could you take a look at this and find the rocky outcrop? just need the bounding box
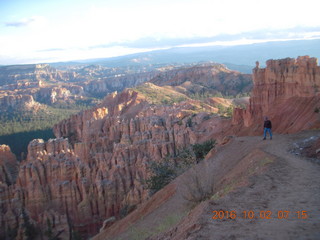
[0,80,42,91]
[0,64,159,107]
[0,64,82,107]
[233,56,320,134]
[0,145,19,240]
[0,64,78,86]
[0,145,18,185]
[3,57,318,239]
[0,87,225,239]
[37,87,71,104]
[0,94,40,110]
[0,63,252,239]
[150,63,252,96]
[82,71,159,96]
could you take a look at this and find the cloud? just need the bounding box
[4,16,45,27]
[37,48,67,52]
[86,26,320,50]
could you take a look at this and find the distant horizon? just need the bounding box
[0,38,319,67]
[1,0,320,65]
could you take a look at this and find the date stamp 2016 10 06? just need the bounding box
[212,210,308,220]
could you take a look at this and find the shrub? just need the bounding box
[192,140,216,162]
[186,117,193,127]
[217,104,234,117]
[146,140,216,195]
[21,208,38,240]
[183,165,215,204]
[119,204,137,218]
[145,158,177,195]
[203,115,211,121]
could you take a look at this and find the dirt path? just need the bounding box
[97,131,320,240]
[193,131,320,240]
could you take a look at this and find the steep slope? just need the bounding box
[1,56,319,240]
[149,131,320,240]
[0,63,247,240]
[0,64,160,159]
[1,88,229,239]
[94,131,320,240]
[93,56,320,239]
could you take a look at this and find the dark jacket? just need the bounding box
[264,120,272,129]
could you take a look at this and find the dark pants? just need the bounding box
[264,128,272,139]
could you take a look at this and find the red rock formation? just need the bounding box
[0,64,78,86]
[0,145,19,240]
[233,56,320,134]
[0,88,223,239]
[0,64,159,107]
[0,94,40,110]
[0,145,18,185]
[3,57,319,239]
[38,87,72,104]
[150,64,252,96]
[82,71,159,95]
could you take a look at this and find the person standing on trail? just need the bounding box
[263,117,272,140]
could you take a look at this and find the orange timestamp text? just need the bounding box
[212,210,308,220]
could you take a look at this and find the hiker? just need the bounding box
[263,117,272,140]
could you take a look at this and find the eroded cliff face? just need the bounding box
[0,145,18,185]
[1,88,225,239]
[2,57,319,239]
[83,71,159,96]
[0,94,40,110]
[0,64,78,86]
[0,64,159,108]
[150,63,252,96]
[233,56,320,134]
[0,145,19,240]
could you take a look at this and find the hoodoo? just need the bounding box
[233,56,320,134]
[1,57,319,239]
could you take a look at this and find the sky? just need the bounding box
[0,0,320,65]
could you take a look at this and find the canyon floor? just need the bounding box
[95,130,320,240]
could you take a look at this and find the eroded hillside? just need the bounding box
[0,63,250,157]
[0,56,319,240]
[0,62,251,239]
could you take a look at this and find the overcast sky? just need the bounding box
[1,0,320,65]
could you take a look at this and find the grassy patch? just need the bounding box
[259,157,273,166]
[211,156,274,201]
[154,213,185,235]
[133,83,188,105]
[129,226,152,240]
[211,180,238,201]
[124,212,186,240]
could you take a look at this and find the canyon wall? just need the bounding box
[150,63,252,96]
[0,145,18,185]
[83,71,159,96]
[0,94,40,110]
[0,64,159,108]
[233,56,320,134]
[0,64,78,86]
[1,57,319,239]
[0,145,19,240]
[1,88,223,239]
